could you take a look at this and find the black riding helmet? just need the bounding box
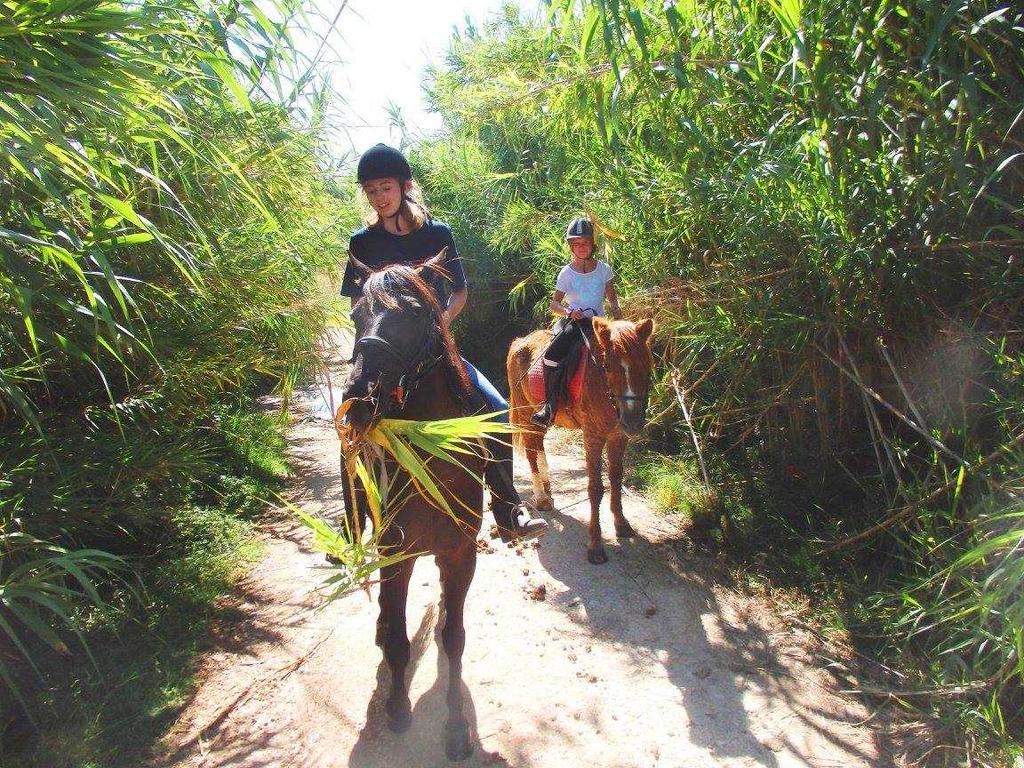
[357,143,418,232]
[356,143,412,183]
[565,217,594,240]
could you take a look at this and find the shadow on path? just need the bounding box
[525,448,882,767]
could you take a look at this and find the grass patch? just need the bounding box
[0,409,284,768]
[628,452,718,526]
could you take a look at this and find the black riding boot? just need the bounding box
[458,375,548,542]
[486,433,548,543]
[531,360,563,427]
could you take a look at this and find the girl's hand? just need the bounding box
[569,308,584,321]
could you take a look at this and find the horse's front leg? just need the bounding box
[584,432,608,564]
[607,431,635,538]
[376,558,416,731]
[438,548,477,761]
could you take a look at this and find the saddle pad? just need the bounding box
[527,346,588,407]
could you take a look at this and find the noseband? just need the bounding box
[349,318,441,410]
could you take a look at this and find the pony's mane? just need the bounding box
[605,320,655,368]
[360,264,471,395]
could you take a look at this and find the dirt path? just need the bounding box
[156,347,890,768]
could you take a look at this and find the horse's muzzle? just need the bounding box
[621,418,645,437]
[340,378,383,438]
[617,393,649,437]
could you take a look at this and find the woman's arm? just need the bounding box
[605,280,623,320]
[444,286,468,324]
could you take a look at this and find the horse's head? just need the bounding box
[591,317,656,436]
[341,251,461,437]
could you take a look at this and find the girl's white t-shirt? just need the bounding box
[555,260,614,317]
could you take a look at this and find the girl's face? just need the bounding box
[568,237,595,261]
[362,177,406,219]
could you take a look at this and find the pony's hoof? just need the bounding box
[385,698,412,732]
[444,722,472,761]
[615,523,637,539]
[587,547,609,565]
[535,496,554,512]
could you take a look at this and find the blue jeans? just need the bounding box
[462,358,509,423]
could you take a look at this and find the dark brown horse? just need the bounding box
[339,255,484,760]
[507,317,656,564]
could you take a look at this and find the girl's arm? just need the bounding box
[605,280,622,320]
[550,290,583,320]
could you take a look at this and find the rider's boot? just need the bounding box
[531,359,562,428]
[486,435,548,543]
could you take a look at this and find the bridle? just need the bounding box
[577,319,649,419]
[348,314,442,411]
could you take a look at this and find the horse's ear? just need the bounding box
[592,317,613,350]
[635,318,656,345]
[416,246,448,276]
[348,253,371,278]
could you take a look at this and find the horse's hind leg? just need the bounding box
[524,429,554,511]
[438,548,477,761]
[376,558,415,731]
[607,431,636,538]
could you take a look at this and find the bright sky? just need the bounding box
[308,0,539,160]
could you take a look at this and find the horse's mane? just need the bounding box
[360,264,471,396]
[601,320,655,369]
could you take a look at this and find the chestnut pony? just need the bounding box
[340,254,484,760]
[507,318,656,564]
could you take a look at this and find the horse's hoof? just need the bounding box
[587,547,609,565]
[615,523,637,539]
[385,698,412,732]
[535,497,554,512]
[444,722,472,761]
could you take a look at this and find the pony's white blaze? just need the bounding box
[622,361,635,399]
[621,361,642,418]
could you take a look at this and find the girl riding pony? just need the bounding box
[531,217,622,427]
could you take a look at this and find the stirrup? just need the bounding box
[531,404,554,427]
[497,504,549,543]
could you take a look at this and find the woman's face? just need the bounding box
[362,177,405,219]
[568,237,595,261]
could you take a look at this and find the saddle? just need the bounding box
[527,335,588,408]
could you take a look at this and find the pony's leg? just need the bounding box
[438,548,477,761]
[584,432,608,564]
[524,429,554,511]
[538,445,553,505]
[607,431,636,538]
[376,558,416,732]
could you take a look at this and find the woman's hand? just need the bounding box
[569,308,585,321]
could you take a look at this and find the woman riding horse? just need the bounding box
[340,143,547,542]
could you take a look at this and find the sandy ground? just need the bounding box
[155,345,891,768]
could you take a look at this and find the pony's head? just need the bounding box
[591,317,657,436]
[341,250,468,437]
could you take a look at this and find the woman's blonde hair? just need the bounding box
[361,178,431,231]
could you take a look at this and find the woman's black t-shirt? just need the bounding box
[341,220,467,308]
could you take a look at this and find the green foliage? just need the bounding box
[419,0,1024,754]
[0,0,354,742]
[0,525,127,722]
[629,454,710,519]
[304,412,515,598]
